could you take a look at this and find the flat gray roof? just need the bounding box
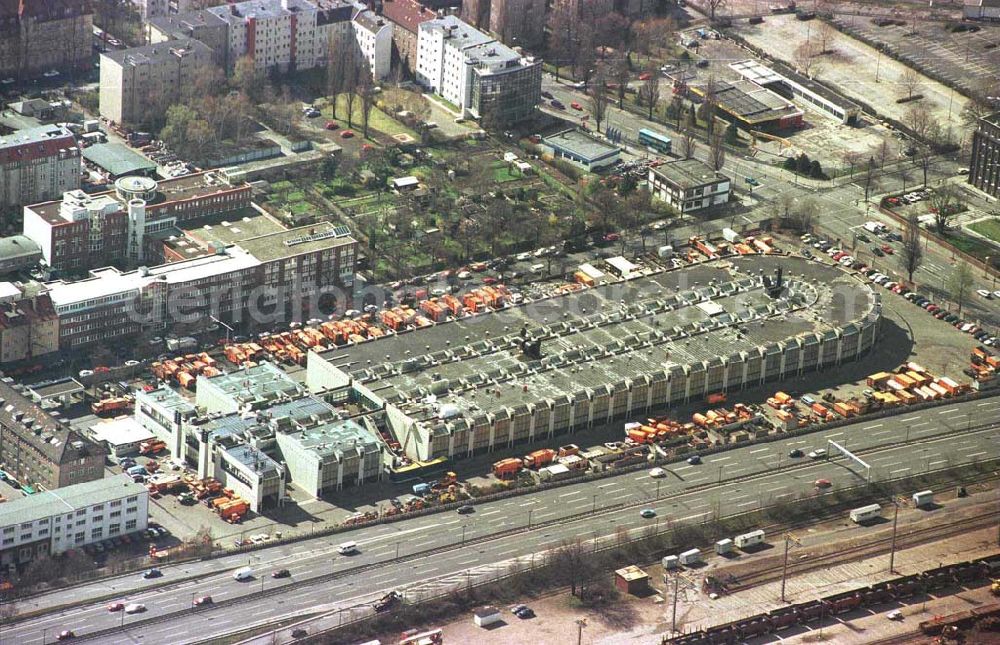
[319,255,877,427]
[542,129,620,162]
[0,235,41,261]
[651,158,729,189]
[82,143,157,178]
[0,475,144,528]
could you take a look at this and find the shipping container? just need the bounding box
[715,539,734,555]
[849,504,881,524]
[679,548,701,565]
[912,490,934,507]
[734,529,765,549]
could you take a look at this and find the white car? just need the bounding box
[457,270,472,280]
[977,289,992,299]
[1,78,14,84]
[515,252,532,261]
[994,291,1000,299]
[124,603,146,614]
[42,69,60,78]
[807,449,827,459]
[649,467,666,478]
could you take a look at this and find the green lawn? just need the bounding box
[492,162,521,183]
[943,230,999,261]
[969,218,1000,244]
[321,96,417,139]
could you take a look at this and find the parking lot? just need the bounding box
[832,14,1000,101]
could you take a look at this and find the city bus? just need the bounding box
[638,128,672,154]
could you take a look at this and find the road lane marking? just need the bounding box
[558,490,584,497]
[937,407,958,414]
[749,447,770,454]
[863,424,883,430]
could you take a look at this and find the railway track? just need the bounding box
[728,507,1000,591]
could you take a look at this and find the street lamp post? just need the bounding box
[888,498,901,574]
[592,494,597,513]
[527,509,533,529]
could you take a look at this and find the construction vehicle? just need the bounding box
[492,458,523,479]
[374,591,402,612]
[91,396,133,416]
[140,440,167,456]
[523,449,556,469]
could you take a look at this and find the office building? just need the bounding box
[0,281,59,364]
[0,126,80,211]
[99,40,215,127]
[416,15,540,123]
[969,113,1000,198]
[648,159,731,213]
[0,475,148,567]
[147,10,232,68]
[0,379,106,491]
[22,173,252,272]
[0,0,92,80]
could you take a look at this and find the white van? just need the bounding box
[233,566,254,581]
[337,541,358,555]
[530,263,545,274]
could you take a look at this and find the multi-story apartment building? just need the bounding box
[352,5,392,80]
[0,475,147,567]
[488,0,545,48]
[147,9,232,68]
[205,0,353,74]
[99,40,215,127]
[416,15,541,123]
[129,0,169,20]
[0,0,92,81]
[0,126,80,211]
[0,281,59,363]
[45,225,357,350]
[0,379,106,491]
[380,0,438,73]
[969,113,1000,199]
[22,173,252,273]
[647,159,732,213]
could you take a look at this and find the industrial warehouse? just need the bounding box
[307,255,881,462]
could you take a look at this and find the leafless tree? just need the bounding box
[842,150,862,179]
[680,127,697,159]
[638,74,661,120]
[816,21,838,54]
[549,538,600,598]
[343,61,360,128]
[929,185,961,234]
[632,17,677,55]
[611,58,630,109]
[357,60,376,139]
[793,41,817,77]
[948,261,974,316]
[914,146,933,186]
[905,103,936,139]
[326,31,355,119]
[791,198,819,232]
[874,139,894,168]
[588,67,609,132]
[706,0,727,22]
[709,130,725,171]
[899,67,921,100]
[900,210,923,284]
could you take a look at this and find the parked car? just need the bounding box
[541,91,553,99]
[550,99,565,109]
[325,121,339,130]
[977,289,993,299]
[340,130,354,139]
[570,101,583,110]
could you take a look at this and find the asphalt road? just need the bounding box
[6,397,999,644]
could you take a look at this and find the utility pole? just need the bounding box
[780,532,802,602]
[669,572,695,634]
[576,618,587,645]
[889,497,901,573]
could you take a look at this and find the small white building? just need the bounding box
[964,0,1000,21]
[473,605,502,627]
[648,159,731,213]
[352,5,393,80]
[391,176,420,191]
[0,475,148,567]
[89,417,156,458]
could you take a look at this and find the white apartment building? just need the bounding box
[648,159,732,213]
[351,4,392,80]
[0,126,80,211]
[0,475,148,567]
[416,15,541,123]
[206,0,353,73]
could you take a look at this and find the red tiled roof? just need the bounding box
[380,0,435,33]
[0,132,76,165]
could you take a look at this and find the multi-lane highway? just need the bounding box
[4,397,999,644]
